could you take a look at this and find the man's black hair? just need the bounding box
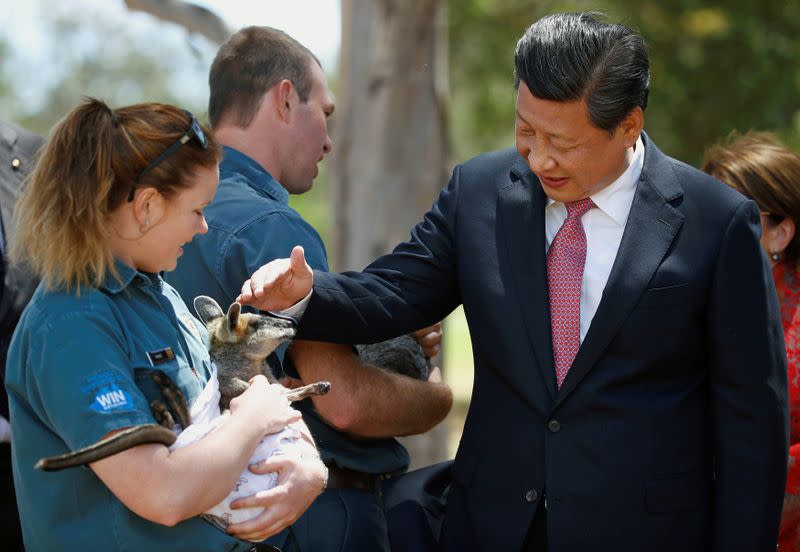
[514,12,650,132]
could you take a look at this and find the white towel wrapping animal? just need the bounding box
[170,364,303,534]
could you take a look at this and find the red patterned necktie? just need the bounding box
[547,197,595,389]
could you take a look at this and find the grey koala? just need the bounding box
[36,296,330,471]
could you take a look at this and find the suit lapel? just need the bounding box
[555,136,685,407]
[499,156,557,400]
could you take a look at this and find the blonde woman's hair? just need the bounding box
[10,98,221,292]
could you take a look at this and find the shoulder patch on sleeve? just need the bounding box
[81,371,136,414]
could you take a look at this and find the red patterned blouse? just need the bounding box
[775,261,800,551]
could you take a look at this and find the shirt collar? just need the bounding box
[100,259,158,294]
[220,146,289,205]
[546,136,645,226]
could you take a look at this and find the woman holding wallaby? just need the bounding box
[5,98,327,550]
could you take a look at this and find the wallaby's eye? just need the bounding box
[248,319,260,328]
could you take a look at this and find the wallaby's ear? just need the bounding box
[226,302,241,331]
[194,296,225,325]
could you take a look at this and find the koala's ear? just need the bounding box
[226,302,241,331]
[194,295,225,325]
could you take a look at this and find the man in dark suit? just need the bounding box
[238,13,789,551]
[0,120,42,550]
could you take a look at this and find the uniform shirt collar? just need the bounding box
[546,136,645,226]
[220,146,289,205]
[100,259,158,294]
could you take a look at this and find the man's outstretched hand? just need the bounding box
[237,246,314,311]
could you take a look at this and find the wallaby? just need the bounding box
[36,296,330,471]
[356,336,430,381]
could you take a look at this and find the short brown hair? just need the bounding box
[10,98,221,291]
[208,26,318,128]
[702,131,800,264]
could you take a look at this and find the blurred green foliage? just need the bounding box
[288,163,331,247]
[0,5,215,136]
[449,0,800,165]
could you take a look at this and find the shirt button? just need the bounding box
[525,489,538,503]
[548,419,561,433]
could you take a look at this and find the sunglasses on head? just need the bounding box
[128,110,208,202]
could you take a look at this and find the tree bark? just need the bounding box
[332,0,450,468]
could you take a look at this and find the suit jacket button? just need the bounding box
[548,419,561,433]
[525,489,538,503]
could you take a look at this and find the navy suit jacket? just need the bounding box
[298,135,789,551]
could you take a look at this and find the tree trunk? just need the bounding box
[331,0,450,469]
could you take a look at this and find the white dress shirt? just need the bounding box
[545,137,645,343]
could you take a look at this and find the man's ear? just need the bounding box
[274,79,296,124]
[619,107,644,148]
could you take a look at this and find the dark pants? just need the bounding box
[0,443,23,551]
[383,460,451,552]
[262,488,390,552]
[522,502,548,552]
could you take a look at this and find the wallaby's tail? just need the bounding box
[36,424,177,472]
[285,381,331,402]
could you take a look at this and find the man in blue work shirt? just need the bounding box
[165,26,453,551]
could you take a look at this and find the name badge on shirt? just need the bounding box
[147,347,175,366]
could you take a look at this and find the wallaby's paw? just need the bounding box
[285,380,331,402]
[151,400,176,430]
[152,371,191,429]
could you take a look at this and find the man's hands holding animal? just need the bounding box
[411,320,444,383]
[412,321,443,359]
[226,438,327,542]
[239,245,313,311]
[228,374,302,435]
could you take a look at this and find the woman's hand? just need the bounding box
[229,375,302,435]
[226,440,327,542]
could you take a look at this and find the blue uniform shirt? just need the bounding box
[166,147,410,474]
[5,262,251,551]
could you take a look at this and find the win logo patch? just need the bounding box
[91,384,134,414]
